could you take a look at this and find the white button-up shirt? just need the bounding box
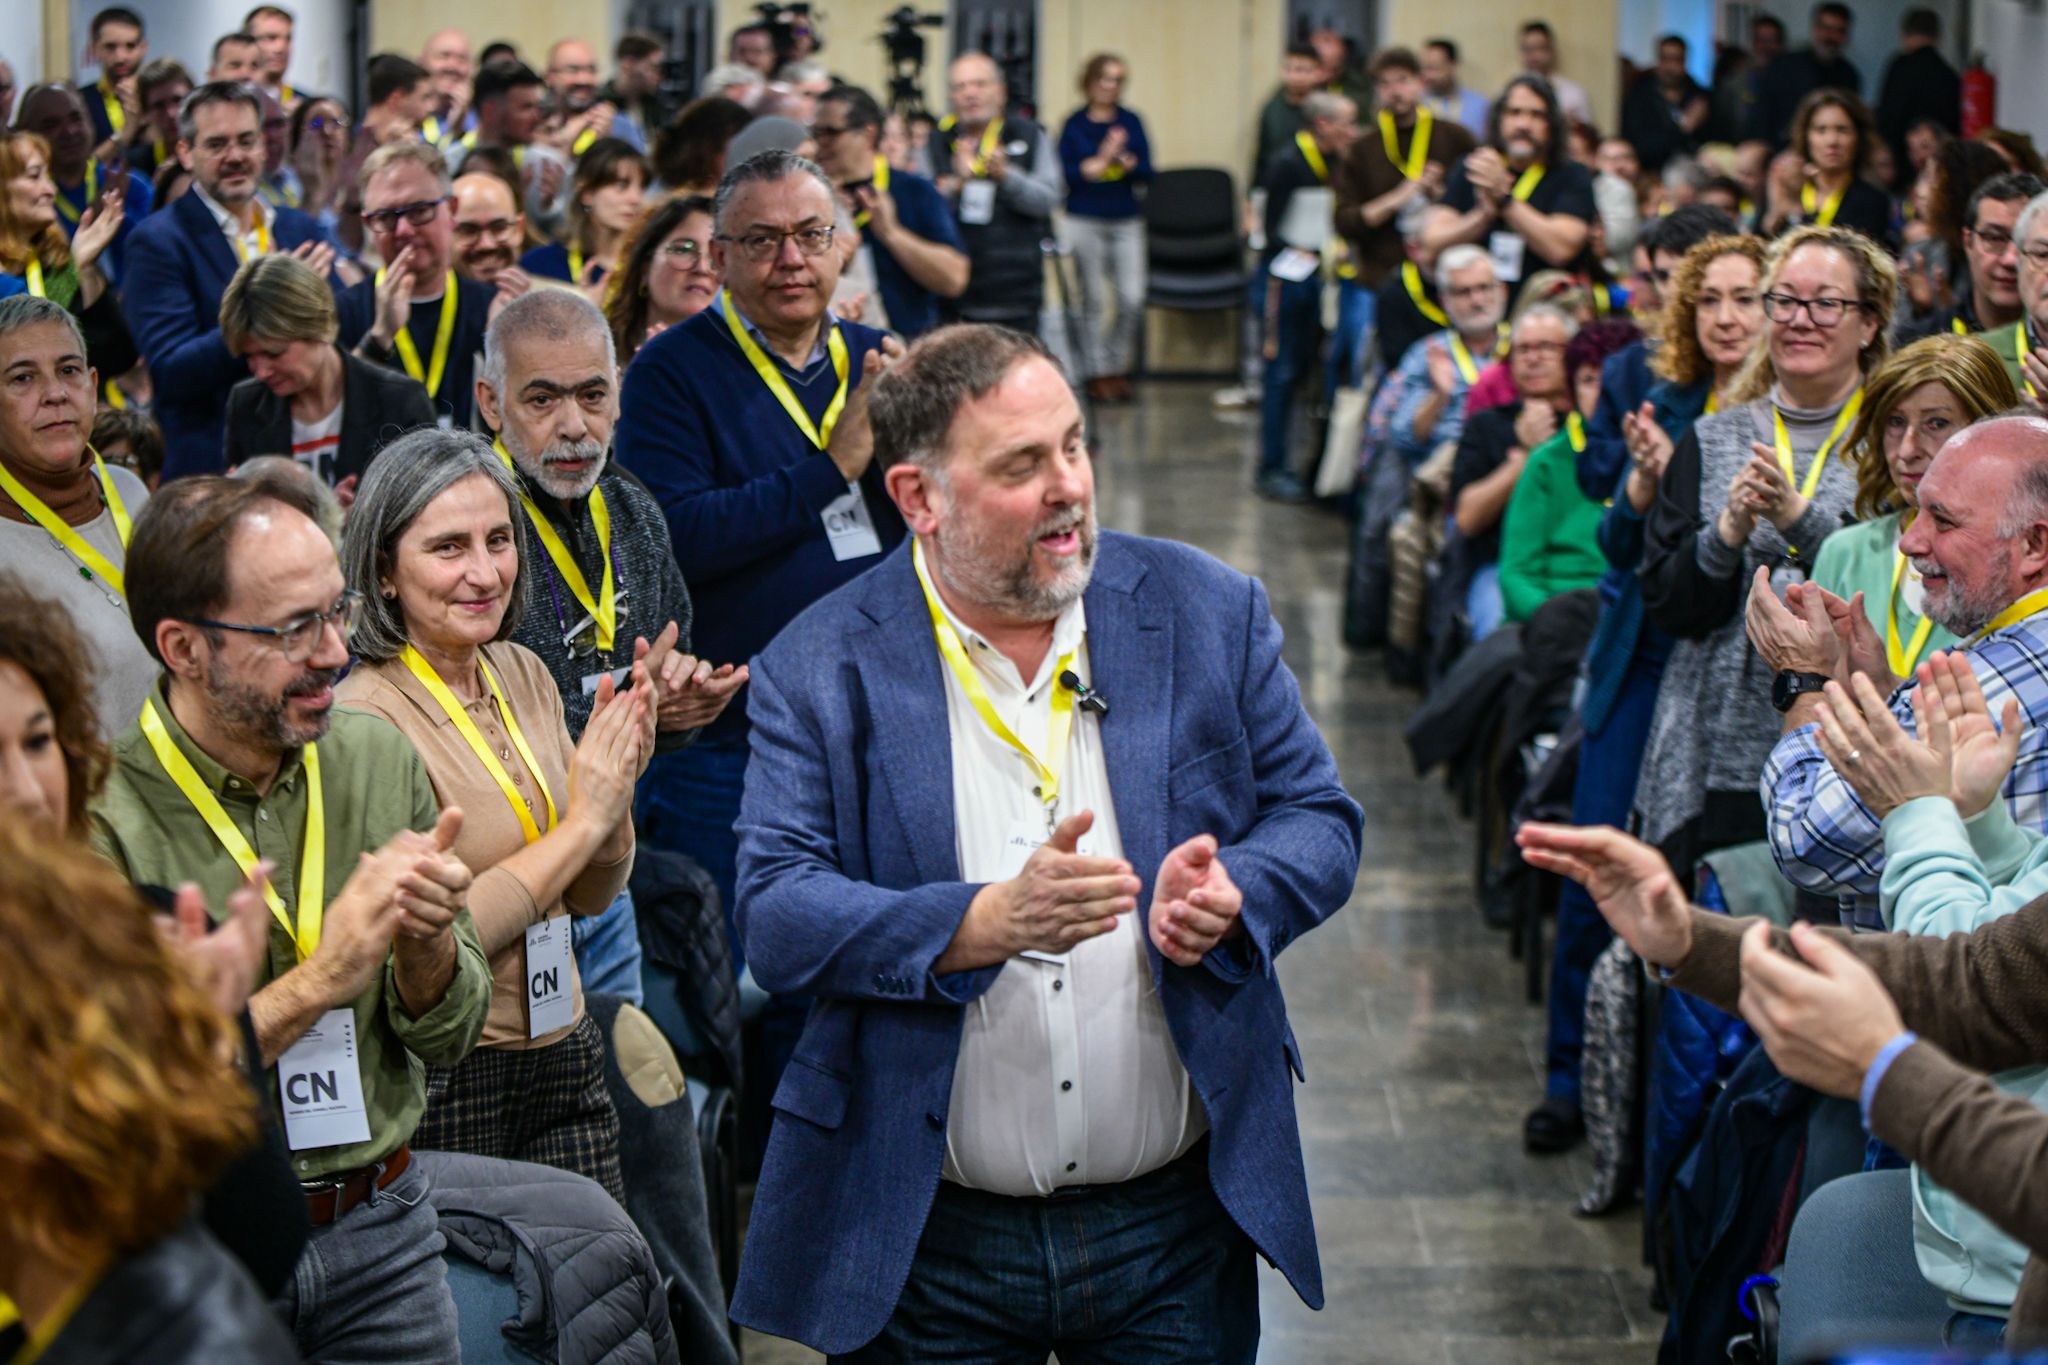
[193,183,276,264]
[930,581,1205,1196]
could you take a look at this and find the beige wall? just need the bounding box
[1381,0,1620,135]
[368,0,619,76]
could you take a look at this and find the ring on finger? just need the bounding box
[1846,748,1862,765]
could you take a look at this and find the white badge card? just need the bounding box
[579,665,630,697]
[1488,230,1527,284]
[1268,247,1321,284]
[526,916,576,1038]
[823,482,884,561]
[277,1009,372,1151]
[959,178,997,225]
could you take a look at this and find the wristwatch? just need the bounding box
[1772,670,1829,713]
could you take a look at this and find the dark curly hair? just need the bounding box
[0,572,110,833]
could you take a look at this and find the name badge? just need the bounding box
[579,665,630,697]
[277,1009,372,1151]
[526,916,575,1038]
[436,412,455,430]
[823,481,883,561]
[959,178,997,226]
[1488,230,1527,284]
[1268,247,1320,283]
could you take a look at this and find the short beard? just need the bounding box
[1919,548,2011,637]
[205,653,338,751]
[931,499,1098,623]
[507,432,608,500]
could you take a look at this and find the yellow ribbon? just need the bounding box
[1403,260,1447,326]
[375,269,459,399]
[1770,389,1862,502]
[98,77,126,134]
[493,439,616,652]
[855,155,890,227]
[1887,513,1937,677]
[0,449,132,595]
[2013,321,2037,399]
[54,161,98,226]
[1800,180,1845,227]
[139,697,325,960]
[1295,130,1329,184]
[1380,107,1433,181]
[400,646,556,843]
[1511,163,1545,201]
[1970,587,2048,645]
[719,290,849,448]
[912,539,1076,821]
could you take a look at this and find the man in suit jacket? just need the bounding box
[122,81,329,479]
[729,323,1363,1358]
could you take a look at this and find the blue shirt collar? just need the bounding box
[717,291,840,374]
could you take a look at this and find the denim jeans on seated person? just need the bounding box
[572,886,645,1006]
[829,1139,1257,1364]
[1466,561,1505,640]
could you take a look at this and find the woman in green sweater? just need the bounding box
[1808,334,2018,683]
[1498,318,1642,623]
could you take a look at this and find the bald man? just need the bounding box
[450,172,535,294]
[931,51,1058,336]
[418,27,474,146]
[544,38,615,155]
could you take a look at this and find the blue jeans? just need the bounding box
[1545,650,1665,1103]
[272,1156,459,1363]
[572,887,644,1006]
[1465,562,1505,640]
[1258,272,1324,478]
[830,1141,1258,1363]
[1325,277,1379,401]
[635,737,749,966]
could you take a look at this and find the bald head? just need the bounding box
[1902,413,2048,634]
[546,37,599,111]
[948,52,1004,125]
[421,28,472,103]
[451,172,525,282]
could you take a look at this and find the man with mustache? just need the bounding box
[90,466,491,1364]
[123,81,332,479]
[727,323,1362,1358]
[478,289,745,997]
[449,171,532,296]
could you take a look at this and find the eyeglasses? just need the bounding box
[363,196,451,234]
[1513,340,1567,356]
[658,240,710,267]
[189,590,363,663]
[307,115,342,132]
[1761,291,1865,327]
[810,121,853,138]
[452,216,521,242]
[2021,242,2048,270]
[715,225,835,263]
[1444,281,1499,301]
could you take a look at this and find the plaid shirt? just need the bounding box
[1763,608,2048,927]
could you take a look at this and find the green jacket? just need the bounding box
[1497,427,1607,624]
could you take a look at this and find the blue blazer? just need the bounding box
[729,532,1364,1353]
[121,192,324,479]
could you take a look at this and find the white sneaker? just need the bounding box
[1212,384,1260,408]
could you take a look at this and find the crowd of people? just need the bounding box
[12,0,2048,1360]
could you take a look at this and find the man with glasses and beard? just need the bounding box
[450,170,536,297]
[478,289,744,998]
[90,465,491,1364]
[1899,174,2043,347]
[726,323,1361,1359]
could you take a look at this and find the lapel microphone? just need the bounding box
[1059,670,1110,718]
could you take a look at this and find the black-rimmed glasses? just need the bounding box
[1761,292,1865,328]
[363,196,452,234]
[715,225,835,263]
[189,591,363,663]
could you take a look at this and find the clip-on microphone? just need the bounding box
[1059,670,1110,718]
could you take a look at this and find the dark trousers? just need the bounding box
[832,1141,1258,1364]
[1546,650,1664,1103]
[1258,273,1324,478]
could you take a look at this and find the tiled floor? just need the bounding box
[739,380,1659,1363]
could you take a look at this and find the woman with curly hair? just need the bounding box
[602,192,718,365]
[1762,89,1893,247]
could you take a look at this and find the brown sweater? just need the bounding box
[337,641,634,1051]
[1671,905,2048,1343]
[1331,114,1475,288]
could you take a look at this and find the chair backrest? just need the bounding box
[1143,168,1238,238]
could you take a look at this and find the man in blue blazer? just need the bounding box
[121,81,330,479]
[731,323,1363,1359]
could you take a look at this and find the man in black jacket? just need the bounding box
[932,52,1059,335]
[1621,35,1710,173]
[1756,2,1860,148]
[1876,8,1961,191]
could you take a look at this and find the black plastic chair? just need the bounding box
[1143,167,1247,312]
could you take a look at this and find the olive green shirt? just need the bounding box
[89,685,491,1180]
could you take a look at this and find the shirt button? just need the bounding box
[1065,1162,1078,1173]
[298,1158,312,1172]
[258,809,270,822]
[1052,979,1064,991]
[1061,1080,1073,1092]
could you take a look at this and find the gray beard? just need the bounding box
[205,654,337,751]
[506,433,608,500]
[930,504,1098,624]
[1918,550,2012,637]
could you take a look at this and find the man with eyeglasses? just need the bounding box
[540,38,615,156]
[2010,191,2048,408]
[91,465,492,1365]
[449,171,535,296]
[617,150,905,1142]
[811,83,967,341]
[479,289,744,1000]
[1906,178,2048,379]
[335,141,500,430]
[125,57,192,179]
[124,81,332,479]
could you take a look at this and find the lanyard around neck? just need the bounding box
[0,450,132,595]
[2014,322,2038,399]
[1448,324,1507,385]
[1770,388,1862,501]
[1295,130,1329,183]
[1566,410,1587,453]
[1403,261,1447,325]
[1888,512,1937,677]
[1970,587,2048,645]
[139,697,325,960]
[99,77,126,134]
[721,290,849,448]
[963,117,1005,176]
[494,439,616,651]
[375,269,459,398]
[400,645,557,843]
[1800,180,1845,226]
[855,155,891,225]
[235,209,274,262]
[54,162,98,225]
[24,258,44,297]
[1380,108,1432,180]
[1511,163,1545,201]
[913,539,1076,822]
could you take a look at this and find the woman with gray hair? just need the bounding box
[220,253,435,496]
[334,427,654,1198]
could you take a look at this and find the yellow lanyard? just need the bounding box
[1951,316,1970,336]
[494,439,616,651]
[855,155,891,226]
[1887,513,1937,677]
[912,539,1077,823]
[0,450,132,595]
[423,115,443,145]
[572,126,598,157]
[967,117,1005,176]
[2014,322,2037,399]
[1447,324,1508,385]
[98,77,126,134]
[1566,410,1587,452]
[231,209,273,263]
[1380,107,1432,181]
[1593,283,1612,316]
[1770,389,1862,501]
[139,698,325,960]
[7,1260,101,1365]
[1706,390,1720,415]
[23,258,43,297]
[400,645,557,843]
[1800,180,1845,226]
[1511,163,1545,201]
[101,380,126,410]
[375,269,459,399]
[568,244,585,282]
[1295,130,1329,183]
[720,290,849,448]
[1970,587,2048,645]
[1403,261,1447,326]
[54,162,98,226]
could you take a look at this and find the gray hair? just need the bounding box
[702,63,765,98]
[712,149,837,233]
[177,80,264,145]
[1435,244,1495,292]
[1661,155,1711,194]
[340,428,531,663]
[359,139,454,197]
[229,457,343,547]
[775,61,829,86]
[2016,191,2048,260]
[481,289,617,398]
[870,324,1059,473]
[1511,301,1580,344]
[1301,91,1354,126]
[0,296,88,357]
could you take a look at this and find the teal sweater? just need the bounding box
[1498,428,1607,623]
[1810,510,1956,676]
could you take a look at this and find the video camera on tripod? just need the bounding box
[752,3,821,64]
[879,5,944,115]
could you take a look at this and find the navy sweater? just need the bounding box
[1058,107,1152,219]
[615,305,905,741]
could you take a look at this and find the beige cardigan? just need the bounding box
[337,640,633,1051]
